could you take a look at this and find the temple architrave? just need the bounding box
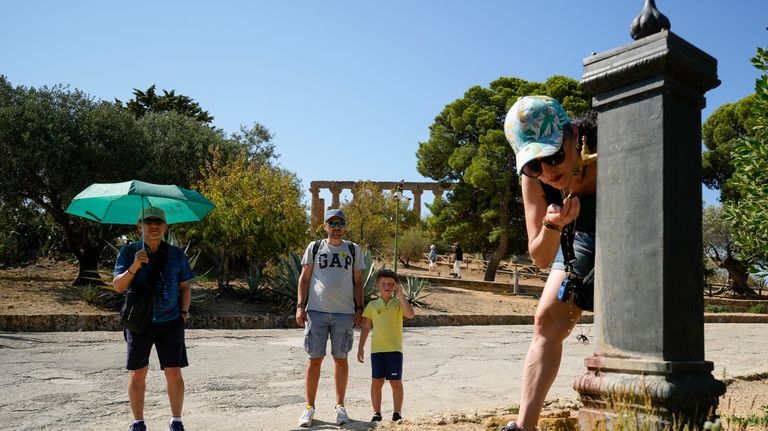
[309,180,449,228]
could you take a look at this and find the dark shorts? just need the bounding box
[124,317,188,370]
[371,351,403,380]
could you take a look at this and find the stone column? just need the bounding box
[574,24,724,429]
[433,188,443,205]
[329,187,341,209]
[309,186,321,228]
[412,189,423,219]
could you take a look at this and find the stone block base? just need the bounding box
[574,356,726,430]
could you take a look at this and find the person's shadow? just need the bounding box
[287,419,376,430]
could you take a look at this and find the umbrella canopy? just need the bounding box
[65,180,215,225]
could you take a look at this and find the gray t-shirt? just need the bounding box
[301,239,366,314]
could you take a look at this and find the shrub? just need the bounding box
[746,303,768,314]
[705,304,730,313]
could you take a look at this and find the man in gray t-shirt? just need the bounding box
[295,209,365,427]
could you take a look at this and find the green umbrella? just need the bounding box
[65,180,215,225]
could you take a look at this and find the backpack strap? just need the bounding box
[311,239,324,263]
[344,240,356,267]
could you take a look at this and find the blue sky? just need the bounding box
[3,1,766,214]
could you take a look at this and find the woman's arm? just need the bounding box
[521,176,580,268]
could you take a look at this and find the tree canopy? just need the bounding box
[188,148,308,291]
[0,76,243,283]
[723,45,768,278]
[416,75,591,280]
[118,84,214,125]
[702,94,757,202]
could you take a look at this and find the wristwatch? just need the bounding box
[354,306,364,313]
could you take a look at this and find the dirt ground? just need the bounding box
[1,260,767,430]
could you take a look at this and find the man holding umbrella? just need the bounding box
[113,207,194,431]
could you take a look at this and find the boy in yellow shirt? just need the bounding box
[356,268,415,423]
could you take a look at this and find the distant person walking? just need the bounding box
[428,245,441,276]
[357,268,415,423]
[295,209,366,427]
[113,207,194,431]
[452,242,463,279]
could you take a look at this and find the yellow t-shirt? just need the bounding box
[362,297,404,353]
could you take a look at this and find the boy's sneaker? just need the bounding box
[298,406,315,427]
[499,421,525,431]
[392,412,402,422]
[371,412,383,422]
[129,422,147,431]
[168,421,185,431]
[335,404,350,425]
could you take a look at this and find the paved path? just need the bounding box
[0,323,765,431]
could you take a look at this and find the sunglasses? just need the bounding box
[522,146,566,178]
[327,220,346,228]
[141,218,165,225]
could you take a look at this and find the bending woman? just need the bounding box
[501,96,597,431]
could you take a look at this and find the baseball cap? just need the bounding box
[324,208,345,223]
[138,206,166,222]
[376,268,398,280]
[504,95,571,175]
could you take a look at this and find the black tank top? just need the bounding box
[540,182,596,235]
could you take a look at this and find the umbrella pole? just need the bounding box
[140,197,145,250]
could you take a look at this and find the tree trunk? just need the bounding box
[74,246,104,286]
[720,256,755,296]
[484,156,515,281]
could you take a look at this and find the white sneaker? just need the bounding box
[335,404,350,425]
[298,406,314,427]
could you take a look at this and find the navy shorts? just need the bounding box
[124,317,188,370]
[371,352,403,380]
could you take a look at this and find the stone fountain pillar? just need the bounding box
[574,2,725,429]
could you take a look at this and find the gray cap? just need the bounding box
[324,208,345,223]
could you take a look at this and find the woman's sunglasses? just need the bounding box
[522,146,566,178]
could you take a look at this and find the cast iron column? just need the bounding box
[574,3,725,429]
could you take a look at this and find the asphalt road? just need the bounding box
[1,324,765,431]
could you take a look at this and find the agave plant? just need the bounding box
[268,246,380,309]
[246,265,270,301]
[403,276,432,308]
[267,250,304,307]
[361,249,382,304]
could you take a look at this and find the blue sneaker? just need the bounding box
[169,421,185,431]
[129,422,147,431]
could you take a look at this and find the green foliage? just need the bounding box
[361,250,381,304]
[746,303,768,314]
[705,304,730,313]
[0,200,66,266]
[342,181,393,256]
[268,246,378,310]
[723,44,768,275]
[396,227,431,267]
[0,76,242,283]
[724,405,768,429]
[246,266,270,300]
[118,84,214,124]
[403,276,432,308]
[187,148,308,291]
[702,95,757,202]
[267,250,304,307]
[416,75,591,273]
[77,282,122,309]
